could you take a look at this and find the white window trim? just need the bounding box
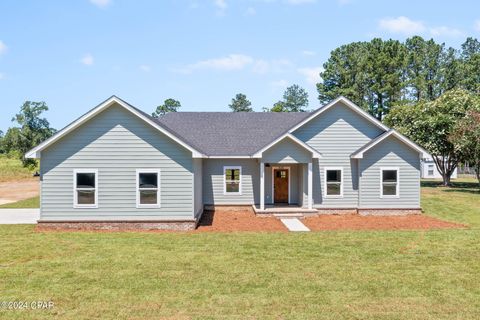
[427,164,434,176]
[223,166,242,195]
[324,167,344,198]
[136,169,161,208]
[73,169,98,208]
[380,167,400,198]
[271,166,291,204]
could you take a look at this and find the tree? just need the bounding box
[229,93,253,112]
[385,89,480,186]
[266,84,309,112]
[460,37,480,94]
[450,110,480,188]
[405,36,444,101]
[3,101,56,166]
[152,99,181,118]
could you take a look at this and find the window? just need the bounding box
[74,169,98,208]
[381,168,399,197]
[224,166,241,195]
[136,169,160,208]
[325,167,343,197]
[428,164,434,176]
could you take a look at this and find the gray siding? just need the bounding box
[203,159,259,205]
[40,104,194,221]
[262,138,312,164]
[359,135,421,208]
[193,158,203,218]
[293,102,384,208]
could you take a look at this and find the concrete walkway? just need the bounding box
[0,209,39,224]
[280,218,310,232]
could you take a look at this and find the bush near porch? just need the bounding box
[0,178,478,319]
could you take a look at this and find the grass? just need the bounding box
[0,196,39,208]
[0,154,37,183]
[0,178,478,319]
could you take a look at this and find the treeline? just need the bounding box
[318,36,480,120]
[0,102,56,168]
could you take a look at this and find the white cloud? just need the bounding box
[0,40,7,55]
[301,50,316,56]
[139,65,151,72]
[245,7,256,15]
[214,0,227,9]
[175,54,292,74]
[379,16,426,35]
[285,0,316,4]
[0,73,4,80]
[430,26,463,37]
[475,20,480,32]
[80,53,94,66]
[176,54,253,73]
[378,16,463,38]
[298,67,323,84]
[89,0,112,8]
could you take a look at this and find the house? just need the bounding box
[26,96,428,230]
[421,156,457,179]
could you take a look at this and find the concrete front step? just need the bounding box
[273,213,305,218]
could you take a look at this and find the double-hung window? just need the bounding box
[325,167,343,197]
[136,169,161,208]
[427,164,434,176]
[381,168,399,197]
[74,169,98,208]
[224,166,241,195]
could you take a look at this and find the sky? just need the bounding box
[1,0,480,132]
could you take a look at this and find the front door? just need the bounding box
[274,169,289,203]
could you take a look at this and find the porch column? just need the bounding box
[260,162,265,210]
[308,161,313,209]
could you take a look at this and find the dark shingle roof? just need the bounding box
[155,112,311,156]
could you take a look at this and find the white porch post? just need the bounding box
[308,161,313,209]
[260,162,265,210]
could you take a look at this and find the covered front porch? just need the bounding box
[253,133,322,211]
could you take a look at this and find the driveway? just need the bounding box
[0,209,39,224]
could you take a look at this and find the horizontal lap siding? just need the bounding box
[203,159,259,205]
[359,136,420,208]
[262,138,312,164]
[40,104,194,221]
[293,103,384,208]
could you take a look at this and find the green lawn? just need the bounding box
[0,179,479,319]
[0,196,39,209]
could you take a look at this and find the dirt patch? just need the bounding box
[196,209,287,232]
[0,178,39,205]
[303,214,464,231]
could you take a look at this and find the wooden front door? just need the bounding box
[274,169,289,203]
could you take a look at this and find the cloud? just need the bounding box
[0,73,4,80]
[213,0,227,15]
[0,40,7,55]
[252,58,292,74]
[89,0,112,8]
[475,20,480,32]
[176,54,254,73]
[430,26,463,37]
[80,53,94,66]
[378,16,463,38]
[139,65,151,72]
[285,0,316,4]
[337,0,351,5]
[301,50,316,56]
[245,7,256,15]
[379,16,426,35]
[298,67,323,84]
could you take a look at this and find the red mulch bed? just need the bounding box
[195,210,287,232]
[303,214,464,231]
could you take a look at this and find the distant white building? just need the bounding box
[421,156,457,179]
